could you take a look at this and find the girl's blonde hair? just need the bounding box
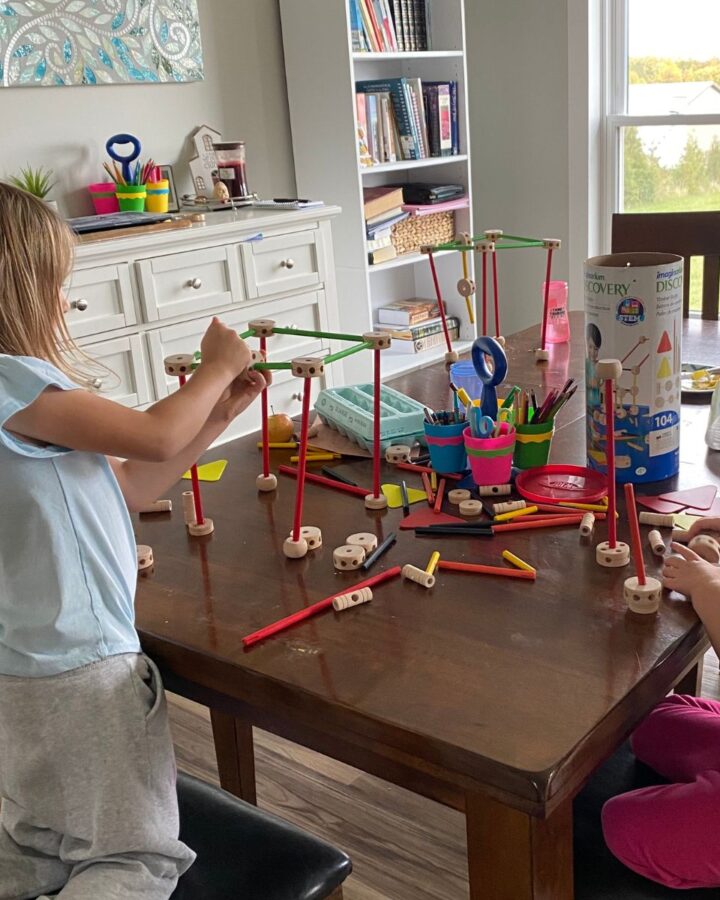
[0,182,101,388]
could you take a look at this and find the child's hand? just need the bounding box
[200,317,252,379]
[687,517,720,541]
[662,543,720,598]
[209,369,272,425]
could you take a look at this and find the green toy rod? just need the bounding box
[323,341,374,365]
[270,326,366,343]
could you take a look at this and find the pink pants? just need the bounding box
[602,694,720,889]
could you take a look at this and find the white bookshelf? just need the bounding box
[279,0,475,382]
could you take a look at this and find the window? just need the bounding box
[607,0,720,310]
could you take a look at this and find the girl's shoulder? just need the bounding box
[0,354,79,394]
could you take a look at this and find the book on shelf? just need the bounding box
[367,233,393,252]
[375,313,459,340]
[366,204,404,227]
[376,297,439,325]
[352,0,429,52]
[363,185,405,220]
[402,195,469,216]
[368,244,398,265]
[385,321,461,355]
[356,78,459,165]
[366,209,409,237]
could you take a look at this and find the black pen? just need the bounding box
[400,480,410,517]
[361,531,397,570]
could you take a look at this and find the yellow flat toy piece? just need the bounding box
[381,483,428,509]
[182,460,228,482]
[673,513,702,531]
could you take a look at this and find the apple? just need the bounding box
[268,410,295,442]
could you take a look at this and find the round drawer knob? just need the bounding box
[71,298,88,311]
[291,391,303,401]
[280,258,295,269]
[187,277,203,289]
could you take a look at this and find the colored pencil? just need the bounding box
[320,467,358,487]
[400,480,410,517]
[242,566,402,647]
[492,514,584,533]
[434,478,446,514]
[361,532,397,570]
[421,471,435,505]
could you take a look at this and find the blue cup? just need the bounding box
[424,419,467,474]
[450,361,484,411]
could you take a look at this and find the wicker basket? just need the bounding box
[391,211,455,256]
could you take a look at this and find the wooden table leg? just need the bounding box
[465,792,573,900]
[675,658,703,696]
[209,709,257,804]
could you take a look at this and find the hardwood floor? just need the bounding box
[168,648,720,900]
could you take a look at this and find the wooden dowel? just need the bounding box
[438,560,535,580]
[279,465,369,498]
[242,566,403,647]
[434,478,446,514]
[421,471,435,505]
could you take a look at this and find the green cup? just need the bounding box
[116,184,147,212]
[513,421,554,469]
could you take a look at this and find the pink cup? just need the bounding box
[464,425,516,486]
[88,182,120,214]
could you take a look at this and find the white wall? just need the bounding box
[465,0,572,336]
[0,0,296,216]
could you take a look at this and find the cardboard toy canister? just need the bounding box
[584,252,682,483]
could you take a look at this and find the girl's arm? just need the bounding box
[5,319,250,462]
[663,543,720,655]
[108,370,270,510]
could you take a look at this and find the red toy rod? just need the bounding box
[427,251,453,353]
[433,478,446,514]
[291,379,312,542]
[539,247,555,351]
[178,373,205,525]
[242,566,403,647]
[279,466,370,498]
[260,336,270,479]
[492,514,584,533]
[624,482,646,585]
[605,379,618,548]
[394,462,463,481]
[438,560,535,580]
[373,348,382,499]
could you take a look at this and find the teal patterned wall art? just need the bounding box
[0,1,203,87]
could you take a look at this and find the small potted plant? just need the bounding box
[8,165,57,209]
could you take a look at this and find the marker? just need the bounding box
[290,453,337,462]
[361,531,398,571]
[426,551,441,576]
[320,467,358,487]
[400,480,410,517]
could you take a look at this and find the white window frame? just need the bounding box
[605,0,720,234]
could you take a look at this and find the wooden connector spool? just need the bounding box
[402,563,435,589]
[137,544,154,571]
[288,526,322,550]
[689,534,720,565]
[459,499,483,518]
[448,489,472,505]
[639,512,675,528]
[648,530,666,556]
[494,499,526,515]
[332,587,373,611]
[333,544,366,570]
[579,512,595,537]
[346,532,378,554]
[385,444,412,463]
[624,576,662,615]
[478,484,512,497]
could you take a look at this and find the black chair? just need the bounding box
[172,772,351,899]
[574,742,720,899]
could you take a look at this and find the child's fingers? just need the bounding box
[670,542,702,561]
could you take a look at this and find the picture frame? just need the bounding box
[159,165,180,213]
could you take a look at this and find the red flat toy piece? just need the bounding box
[658,485,717,511]
[636,496,685,514]
[399,509,467,530]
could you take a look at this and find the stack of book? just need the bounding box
[356,78,459,165]
[374,298,461,355]
[364,186,409,264]
[350,0,430,53]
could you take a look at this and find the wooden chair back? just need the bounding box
[611,211,720,319]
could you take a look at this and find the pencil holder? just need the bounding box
[145,179,169,213]
[424,419,467,474]
[513,421,554,470]
[88,182,120,214]
[115,184,146,212]
[464,425,516,486]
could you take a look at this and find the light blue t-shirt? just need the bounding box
[0,354,139,677]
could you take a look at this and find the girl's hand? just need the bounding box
[209,369,271,425]
[199,317,252,379]
[687,517,720,541]
[662,543,720,599]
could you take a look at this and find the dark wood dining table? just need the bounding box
[135,311,720,900]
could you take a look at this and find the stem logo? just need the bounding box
[616,297,645,326]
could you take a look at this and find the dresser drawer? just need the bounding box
[138,246,245,322]
[241,231,325,299]
[82,334,153,408]
[65,264,136,339]
[146,293,329,399]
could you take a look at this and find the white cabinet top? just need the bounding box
[73,206,342,266]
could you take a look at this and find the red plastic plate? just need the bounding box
[515,465,607,504]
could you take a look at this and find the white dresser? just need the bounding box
[68,206,342,443]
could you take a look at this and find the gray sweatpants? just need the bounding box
[0,653,195,900]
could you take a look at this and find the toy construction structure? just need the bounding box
[421,229,562,364]
[164,320,392,559]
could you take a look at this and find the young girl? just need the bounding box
[0,183,269,900]
[602,518,720,889]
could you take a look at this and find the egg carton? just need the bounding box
[315,383,427,452]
